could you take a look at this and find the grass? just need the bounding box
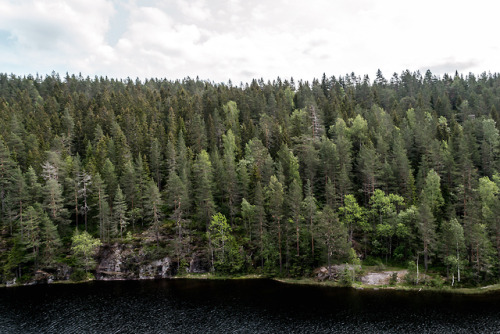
[274,276,500,295]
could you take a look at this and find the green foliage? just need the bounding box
[208,213,244,274]
[3,71,500,283]
[71,230,102,272]
[389,272,398,285]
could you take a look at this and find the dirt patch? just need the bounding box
[360,270,408,285]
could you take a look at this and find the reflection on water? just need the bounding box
[1,279,500,333]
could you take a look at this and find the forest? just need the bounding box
[1,69,500,286]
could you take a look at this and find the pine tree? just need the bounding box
[441,218,465,284]
[23,205,42,269]
[92,173,109,241]
[192,150,215,230]
[222,130,239,225]
[253,180,266,269]
[330,118,352,206]
[43,177,68,228]
[0,137,15,230]
[166,171,189,267]
[318,206,349,277]
[40,208,62,268]
[7,167,27,235]
[418,200,436,272]
[267,175,284,274]
[144,180,163,247]
[78,171,92,231]
[287,178,303,257]
[302,180,318,260]
[101,158,118,205]
[150,137,163,190]
[25,166,42,204]
[113,185,128,239]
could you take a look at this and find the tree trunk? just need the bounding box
[296,218,300,257]
[260,218,264,269]
[278,218,282,274]
[310,216,314,259]
[416,254,420,284]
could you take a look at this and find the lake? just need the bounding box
[1,279,500,333]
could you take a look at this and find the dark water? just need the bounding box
[1,279,500,333]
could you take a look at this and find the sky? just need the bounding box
[0,0,498,84]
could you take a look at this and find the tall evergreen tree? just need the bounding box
[267,175,284,274]
[192,150,215,230]
[113,185,128,239]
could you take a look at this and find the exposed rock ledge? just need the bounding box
[360,270,408,285]
[95,243,209,281]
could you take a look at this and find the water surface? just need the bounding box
[1,279,500,333]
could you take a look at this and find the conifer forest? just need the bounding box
[2,70,500,286]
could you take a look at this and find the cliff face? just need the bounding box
[95,243,210,281]
[9,242,211,286]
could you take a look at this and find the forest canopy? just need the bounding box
[1,70,500,284]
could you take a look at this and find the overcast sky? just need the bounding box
[0,0,498,84]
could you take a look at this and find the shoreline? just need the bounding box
[274,277,500,295]
[2,274,500,295]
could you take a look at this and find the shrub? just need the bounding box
[70,268,87,281]
[389,272,398,285]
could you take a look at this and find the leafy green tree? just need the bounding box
[208,212,232,272]
[339,194,367,246]
[441,218,465,285]
[421,169,444,219]
[71,229,102,273]
[369,190,404,262]
[317,206,349,277]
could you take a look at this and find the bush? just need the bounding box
[428,276,444,288]
[363,256,380,266]
[339,267,353,287]
[404,260,418,285]
[70,268,87,281]
[389,272,398,285]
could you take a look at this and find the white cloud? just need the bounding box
[0,0,499,82]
